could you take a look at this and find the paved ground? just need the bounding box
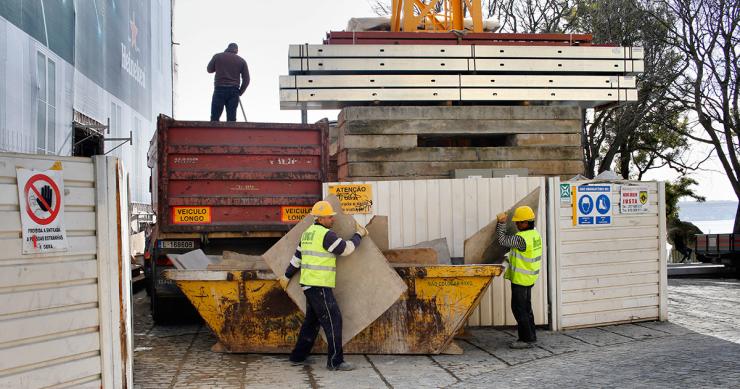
[133,278,740,388]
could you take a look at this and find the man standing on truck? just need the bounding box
[207,42,249,121]
[277,200,368,371]
[496,206,543,349]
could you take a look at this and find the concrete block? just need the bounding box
[340,134,417,149]
[515,133,582,146]
[454,169,492,178]
[339,146,582,163]
[343,160,583,177]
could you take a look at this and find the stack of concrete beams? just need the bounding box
[280,43,642,109]
[335,105,583,181]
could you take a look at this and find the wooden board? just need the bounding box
[261,195,406,345]
[342,119,581,135]
[404,238,452,264]
[339,147,582,163]
[382,248,438,264]
[207,251,269,270]
[340,160,584,178]
[463,189,540,264]
[365,215,389,252]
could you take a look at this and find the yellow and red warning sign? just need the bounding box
[16,167,68,254]
[172,207,212,224]
[281,206,312,223]
[328,184,373,214]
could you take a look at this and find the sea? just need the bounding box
[678,200,736,234]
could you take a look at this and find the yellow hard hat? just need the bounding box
[511,206,535,222]
[310,201,336,217]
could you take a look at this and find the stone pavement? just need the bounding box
[133,278,740,388]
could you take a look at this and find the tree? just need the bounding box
[571,0,703,179]
[665,177,706,223]
[651,0,740,232]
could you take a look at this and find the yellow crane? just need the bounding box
[390,0,483,33]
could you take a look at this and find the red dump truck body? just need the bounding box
[149,115,329,234]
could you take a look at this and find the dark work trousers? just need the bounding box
[290,287,344,368]
[511,283,537,342]
[210,85,240,121]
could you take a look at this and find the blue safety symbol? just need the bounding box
[578,195,594,215]
[595,194,611,215]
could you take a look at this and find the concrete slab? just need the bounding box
[562,327,633,347]
[169,249,217,270]
[526,331,597,355]
[467,328,552,365]
[367,355,457,389]
[464,188,540,264]
[431,341,508,381]
[601,324,671,340]
[309,355,389,388]
[633,321,694,336]
[261,195,406,346]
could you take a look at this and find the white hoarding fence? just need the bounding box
[0,153,132,389]
[548,178,667,331]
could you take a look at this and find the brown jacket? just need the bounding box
[207,51,250,94]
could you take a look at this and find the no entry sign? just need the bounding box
[16,168,69,254]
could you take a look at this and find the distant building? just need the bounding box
[0,0,173,205]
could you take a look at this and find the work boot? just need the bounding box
[509,341,535,349]
[290,357,315,366]
[327,362,355,371]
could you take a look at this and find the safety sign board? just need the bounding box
[281,206,312,223]
[559,183,572,206]
[621,186,649,214]
[172,206,212,224]
[573,184,612,226]
[328,184,373,214]
[16,168,69,254]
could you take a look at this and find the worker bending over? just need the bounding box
[278,201,367,371]
[496,206,543,349]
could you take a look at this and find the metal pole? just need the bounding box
[238,98,248,122]
[301,109,308,124]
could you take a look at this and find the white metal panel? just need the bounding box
[549,178,664,330]
[461,88,637,102]
[292,44,473,58]
[323,177,548,326]
[293,74,461,88]
[297,88,460,102]
[461,75,636,88]
[0,153,131,388]
[474,45,634,59]
[290,58,471,72]
[473,58,644,73]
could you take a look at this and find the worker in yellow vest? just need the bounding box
[277,200,367,371]
[497,205,543,349]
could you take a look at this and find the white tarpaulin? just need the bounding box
[16,167,69,254]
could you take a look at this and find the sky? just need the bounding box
[173,0,735,202]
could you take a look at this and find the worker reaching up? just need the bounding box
[207,42,249,121]
[278,200,368,371]
[496,206,543,349]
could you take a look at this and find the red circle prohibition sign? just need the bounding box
[24,174,61,225]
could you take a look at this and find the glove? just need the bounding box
[278,275,290,290]
[496,212,507,223]
[355,221,368,237]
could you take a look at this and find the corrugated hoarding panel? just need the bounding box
[0,153,132,388]
[324,177,548,326]
[549,178,666,330]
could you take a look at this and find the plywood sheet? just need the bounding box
[207,251,269,270]
[404,238,452,264]
[262,195,406,345]
[382,248,438,264]
[365,215,389,252]
[463,189,539,264]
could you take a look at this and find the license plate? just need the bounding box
[158,240,195,249]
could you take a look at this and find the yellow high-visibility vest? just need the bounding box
[505,229,543,286]
[299,224,337,288]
